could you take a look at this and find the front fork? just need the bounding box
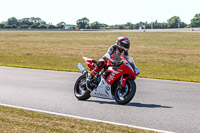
[120,75,135,88]
[119,75,123,90]
[120,75,127,89]
[118,75,134,97]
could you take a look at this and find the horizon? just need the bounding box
[1,0,200,25]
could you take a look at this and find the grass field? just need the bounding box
[0,105,155,133]
[0,31,199,82]
[0,31,199,132]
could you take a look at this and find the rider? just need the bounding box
[87,36,140,83]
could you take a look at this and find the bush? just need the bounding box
[19,25,29,29]
[47,25,56,29]
[4,25,17,28]
[39,25,48,29]
[185,25,192,28]
[0,23,5,28]
[30,24,39,29]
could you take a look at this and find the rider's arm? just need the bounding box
[130,58,140,75]
[125,53,140,76]
[103,45,117,60]
[124,51,129,60]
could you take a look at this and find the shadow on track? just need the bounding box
[87,100,172,108]
[127,102,172,108]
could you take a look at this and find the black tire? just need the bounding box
[74,75,91,100]
[114,79,136,105]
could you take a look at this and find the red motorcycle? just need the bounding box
[74,56,139,105]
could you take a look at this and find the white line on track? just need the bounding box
[0,103,174,133]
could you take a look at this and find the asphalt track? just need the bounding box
[0,66,200,133]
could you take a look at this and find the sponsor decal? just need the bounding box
[93,85,111,98]
[105,85,110,95]
[94,92,109,98]
[108,69,122,82]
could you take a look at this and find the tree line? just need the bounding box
[0,14,200,30]
[0,17,67,29]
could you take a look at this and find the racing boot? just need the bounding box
[86,70,97,90]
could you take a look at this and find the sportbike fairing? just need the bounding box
[90,75,114,100]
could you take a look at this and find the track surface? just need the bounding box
[0,66,200,133]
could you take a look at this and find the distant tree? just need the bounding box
[4,25,13,28]
[90,21,106,29]
[161,23,168,29]
[19,24,29,29]
[30,24,39,29]
[56,22,66,29]
[90,21,98,29]
[4,25,17,28]
[12,24,17,28]
[191,14,200,27]
[7,17,18,25]
[125,22,134,29]
[47,24,56,29]
[39,25,48,29]
[29,17,46,26]
[113,25,119,29]
[178,22,187,28]
[125,22,132,27]
[76,17,89,29]
[18,18,34,26]
[118,25,125,29]
[134,23,140,29]
[100,23,108,28]
[0,23,5,28]
[0,15,194,30]
[167,16,181,28]
[129,24,134,29]
[1,21,7,25]
[2,17,47,29]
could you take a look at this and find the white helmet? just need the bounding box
[117,36,130,51]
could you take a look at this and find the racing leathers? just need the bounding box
[90,44,140,78]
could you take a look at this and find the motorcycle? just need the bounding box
[74,56,139,105]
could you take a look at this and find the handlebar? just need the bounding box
[104,57,124,65]
[111,60,123,66]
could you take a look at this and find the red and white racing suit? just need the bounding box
[90,44,140,77]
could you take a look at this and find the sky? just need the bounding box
[0,0,200,25]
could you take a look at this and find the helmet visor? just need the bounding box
[121,43,130,49]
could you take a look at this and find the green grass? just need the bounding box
[0,31,200,82]
[0,31,199,132]
[0,105,155,133]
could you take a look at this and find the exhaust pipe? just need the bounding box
[77,63,92,92]
[77,63,87,75]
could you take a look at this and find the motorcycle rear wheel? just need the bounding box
[114,79,136,105]
[74,75,91,100]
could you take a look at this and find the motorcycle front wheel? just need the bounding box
[114,79,136,105]
[74,75,91,100]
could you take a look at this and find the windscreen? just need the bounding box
[128,56,134,64]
